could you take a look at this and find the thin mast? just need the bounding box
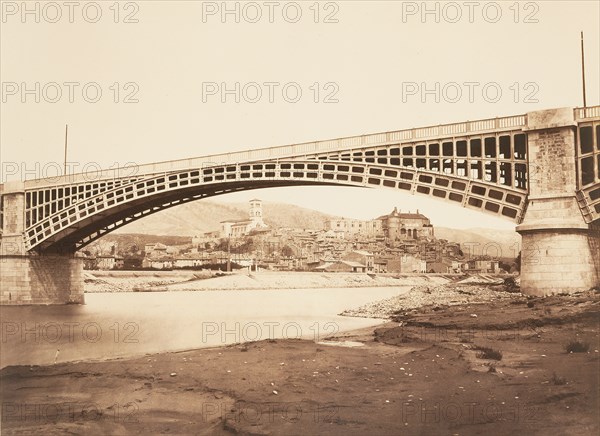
[581,31,587,108]
[63,124,68,175]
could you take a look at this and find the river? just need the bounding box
[0,287,409,368]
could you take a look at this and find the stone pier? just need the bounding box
[0,255,85,305]
[517,108,600,296]
[0,181,84,305]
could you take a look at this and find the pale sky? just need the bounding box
[1,1,599,229]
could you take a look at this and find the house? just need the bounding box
[384,254,423,273]
[427,260,453,274]
[96,255,124,270]
[342,250,374,272]
[145,243,168,257]
[142,256,173,269]
[192,231,220,247]
[173,257,206,269]
[314,260,367,273]
[451,260,463,273]
[464,259,500,273]
[374,256,389,273]
[148,258,173,270]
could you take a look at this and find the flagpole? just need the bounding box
[580,31,587,108]
[63,124,68,176]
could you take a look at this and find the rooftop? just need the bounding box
[220,219,253,224]
[377,207,429,220]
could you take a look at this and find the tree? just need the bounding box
[281,245,294,257]
[215,239,230,252]
[235,238,255,254]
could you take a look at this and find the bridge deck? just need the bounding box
[1,105,599,253]
[0,106,595,189]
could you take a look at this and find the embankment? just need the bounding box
[84,271,454,292]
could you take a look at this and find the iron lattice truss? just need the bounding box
[575,111,600,223]
[6,107,600,253]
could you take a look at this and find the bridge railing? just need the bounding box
[574,106,600,120]
[12,106,600,189]
[16,106,600,188]
[19,112,535,188]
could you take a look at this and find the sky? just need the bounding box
[1,1,599,229]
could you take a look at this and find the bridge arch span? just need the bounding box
[2,106,599,303]
[23,159,527,253]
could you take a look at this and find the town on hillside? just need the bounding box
[82,199,513,274]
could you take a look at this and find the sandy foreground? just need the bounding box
[1,285,598,435]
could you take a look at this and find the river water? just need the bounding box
[0,287,408,368]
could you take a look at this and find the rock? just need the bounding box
[342,282,519,319]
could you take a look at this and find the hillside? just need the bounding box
[104,200,520,260]
[112,201,336,236]
[435,227,520,260]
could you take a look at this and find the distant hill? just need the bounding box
[435,227,521,261]
[113,201,336,236]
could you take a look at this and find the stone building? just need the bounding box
[314,260,367,273]
[324,218,382,237]
[342,250,374,273]
[324,207,434,241]
[464,258,500,273]
[96,255,124,270]
[377,207,434,240]
[377,254,424,273]
[220,199,268,238]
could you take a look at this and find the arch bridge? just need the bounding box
[1,106,599,303]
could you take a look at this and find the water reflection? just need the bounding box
[1,287,408,368]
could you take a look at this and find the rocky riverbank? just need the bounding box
[1,288,598,435]
[341,277,520,319]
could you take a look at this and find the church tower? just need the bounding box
[249,199,265,226]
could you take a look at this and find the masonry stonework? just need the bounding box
[1,181,85,305]
[517,107,600,295]
[0,255,85,305]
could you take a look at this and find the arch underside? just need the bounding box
[24,160,529,253]
[38,181,335,253]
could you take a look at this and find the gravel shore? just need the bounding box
[83,271,208,293]
[83,271,453,293]
[2,288,597,436]
[341,279,520,319]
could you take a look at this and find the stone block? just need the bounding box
[0,254,84,305]
[526,107,575,131]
